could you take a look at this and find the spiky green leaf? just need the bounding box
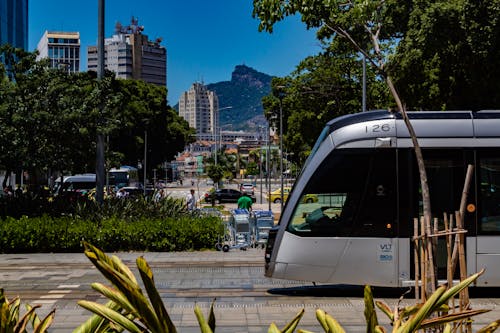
[194,304,213,333]
[77,300,143,333]
[477,319,500,333]
[282,308,305,333]
[137,256,176,333]
[33,309,55,333]
[364,285,378,333]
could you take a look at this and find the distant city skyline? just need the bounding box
[28,0,321,105]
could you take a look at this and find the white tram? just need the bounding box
[265,110,500,287]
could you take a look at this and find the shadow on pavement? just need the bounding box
[267,284,412,298]
[268,285,500,299]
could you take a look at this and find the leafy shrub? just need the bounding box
[0,214,224,253]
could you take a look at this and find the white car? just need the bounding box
[240,183,255,195]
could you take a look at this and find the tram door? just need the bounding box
[403,149,475,282]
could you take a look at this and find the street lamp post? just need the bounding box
[143,130,147,195]
[95,0,105,204]
[267,122,271,211]
[278,90,285,213]
[214,106,232,167]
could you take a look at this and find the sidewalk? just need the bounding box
[2,249,499,333]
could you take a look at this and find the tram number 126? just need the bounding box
[366,123,391,133]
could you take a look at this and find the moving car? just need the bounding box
[240,183,255,195]
[267,187,318,204]
[206,188,243,203]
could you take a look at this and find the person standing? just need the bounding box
[186,189,196,211]
[237,193,253,210]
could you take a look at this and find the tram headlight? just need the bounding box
[265,226,279,264]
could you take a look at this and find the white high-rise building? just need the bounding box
[87,17,167,87]
[36,31,80,73]
[178,83,219,136]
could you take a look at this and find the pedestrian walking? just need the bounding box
[186,189,196,211]
[237,193,253,210]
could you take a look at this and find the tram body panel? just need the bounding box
[476,236,500,286]
[266,111,500,287]
[271,232,399,285]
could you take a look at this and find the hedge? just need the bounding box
[0,215,224,253]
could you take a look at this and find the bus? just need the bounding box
[53,174,96,197]
[265,110,500,287]
[108,166,140,189]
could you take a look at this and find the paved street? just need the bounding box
[1,249,500,333]
[1,179,499,332]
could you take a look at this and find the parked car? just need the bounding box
[240,183,255,195]
[206,188,243,203]
[267,187,318,204]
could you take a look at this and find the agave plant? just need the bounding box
[0,288,55,333]
[292,269,499,333]
[73,243,499,333]
[73,241,217,333]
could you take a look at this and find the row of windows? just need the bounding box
[48,46,79,59]
[287,148,500,238]
[48,37,78,44]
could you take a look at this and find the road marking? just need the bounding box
[58,284,80,288]
[49,290,72,294]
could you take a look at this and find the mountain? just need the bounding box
[173,65,273,131]
[207,65,273,131]
[207,65,272,131]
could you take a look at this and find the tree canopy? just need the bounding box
[253,0,500,164]
[0,45,192,186]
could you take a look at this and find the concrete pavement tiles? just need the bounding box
[1,249,499,332]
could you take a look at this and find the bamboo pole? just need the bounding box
[456,211,469,333]
[444,214,452,286]
[451,165,475,277]
[413,218,420,301]
[420,216,427,301]
[425,214,437,293]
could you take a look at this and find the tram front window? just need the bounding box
[287,149,396,237]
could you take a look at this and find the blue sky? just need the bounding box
[28,0,322,105]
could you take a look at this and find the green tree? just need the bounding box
[252,0,436,292]
[262,40,390,165]
[391,0,500,110]
[0,47,192,187]
[206,163,225,187]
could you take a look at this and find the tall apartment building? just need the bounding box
[0,0,28,79]
[0,0,28,49]
[36,31,80,73]
[87,17,166,87]
[178,83,219,136]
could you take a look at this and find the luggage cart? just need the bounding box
[250,210,274,248]
[215,209,251,252]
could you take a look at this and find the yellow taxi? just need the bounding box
[267,187,318,204]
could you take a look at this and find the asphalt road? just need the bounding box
[1,249,500,333]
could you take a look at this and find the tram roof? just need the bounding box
[326,110,500,135]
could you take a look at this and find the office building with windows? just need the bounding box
[36,31,80,73]
[87,17,166,87]
[0,0,28,78]
[0,0,28,49]
[178,82,219,136]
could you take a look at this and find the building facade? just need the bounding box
[178,82,219,136]
[87,17,167,87]
[36,31,80,73]
[0,0,28,49]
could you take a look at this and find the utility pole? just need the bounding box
[95,0,105,204]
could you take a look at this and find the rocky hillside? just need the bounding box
[207,65,273,131]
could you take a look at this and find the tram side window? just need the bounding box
[287,149,396,237]
[479,157,500,234]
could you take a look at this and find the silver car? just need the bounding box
[240,183,255,195]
